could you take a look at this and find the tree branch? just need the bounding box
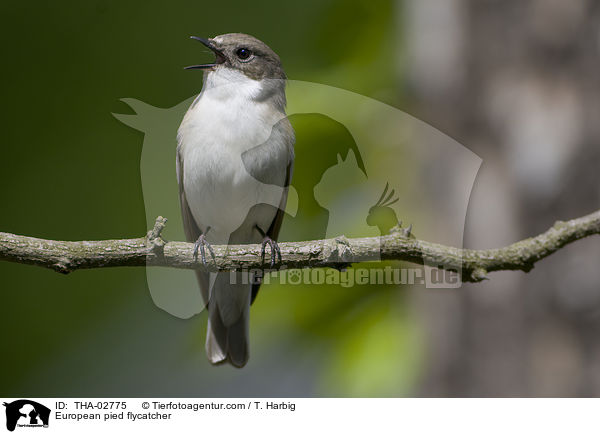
[0,210,598,282]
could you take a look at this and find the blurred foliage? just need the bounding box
[0,0,423,396]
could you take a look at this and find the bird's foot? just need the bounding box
[193,232,216,267]
[261,236,282,268]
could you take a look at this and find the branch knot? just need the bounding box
[146,216,167,255]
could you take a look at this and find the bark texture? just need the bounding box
[0,212,598,283]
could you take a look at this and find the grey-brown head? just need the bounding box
[185,33,286,81]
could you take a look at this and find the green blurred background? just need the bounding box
[0,0,421,396]
[3,0,599,398]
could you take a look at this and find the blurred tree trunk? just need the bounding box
[403,0,600,396]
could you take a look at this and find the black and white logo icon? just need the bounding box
[3,400,50,432]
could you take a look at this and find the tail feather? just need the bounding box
[205,310,227,365]
[204,273,251,368]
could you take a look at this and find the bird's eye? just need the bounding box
[236,48,252,60]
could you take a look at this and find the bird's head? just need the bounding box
[185,33,286,81]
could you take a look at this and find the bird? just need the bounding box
[176,33,295,367]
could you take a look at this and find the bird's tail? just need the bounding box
[205,272,251,368]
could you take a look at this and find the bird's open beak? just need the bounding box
[184,36,226,70]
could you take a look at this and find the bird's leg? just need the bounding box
[193,226,216,266]
[256,225,282,268]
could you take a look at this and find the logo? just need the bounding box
[113,80,481,318]
[3,400,50,432]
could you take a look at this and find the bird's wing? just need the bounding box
[249,118,295,304]
[176,144,210,304]
[266,158,294,240]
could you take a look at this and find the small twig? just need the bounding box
[0,210,598,282]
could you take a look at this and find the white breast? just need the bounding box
[178,68,288,244]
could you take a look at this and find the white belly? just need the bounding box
[178,72,287,244]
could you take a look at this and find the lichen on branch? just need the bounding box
[0,209,598,283]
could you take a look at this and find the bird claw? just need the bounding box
[261,236,282,268]
[193,233,216,267]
